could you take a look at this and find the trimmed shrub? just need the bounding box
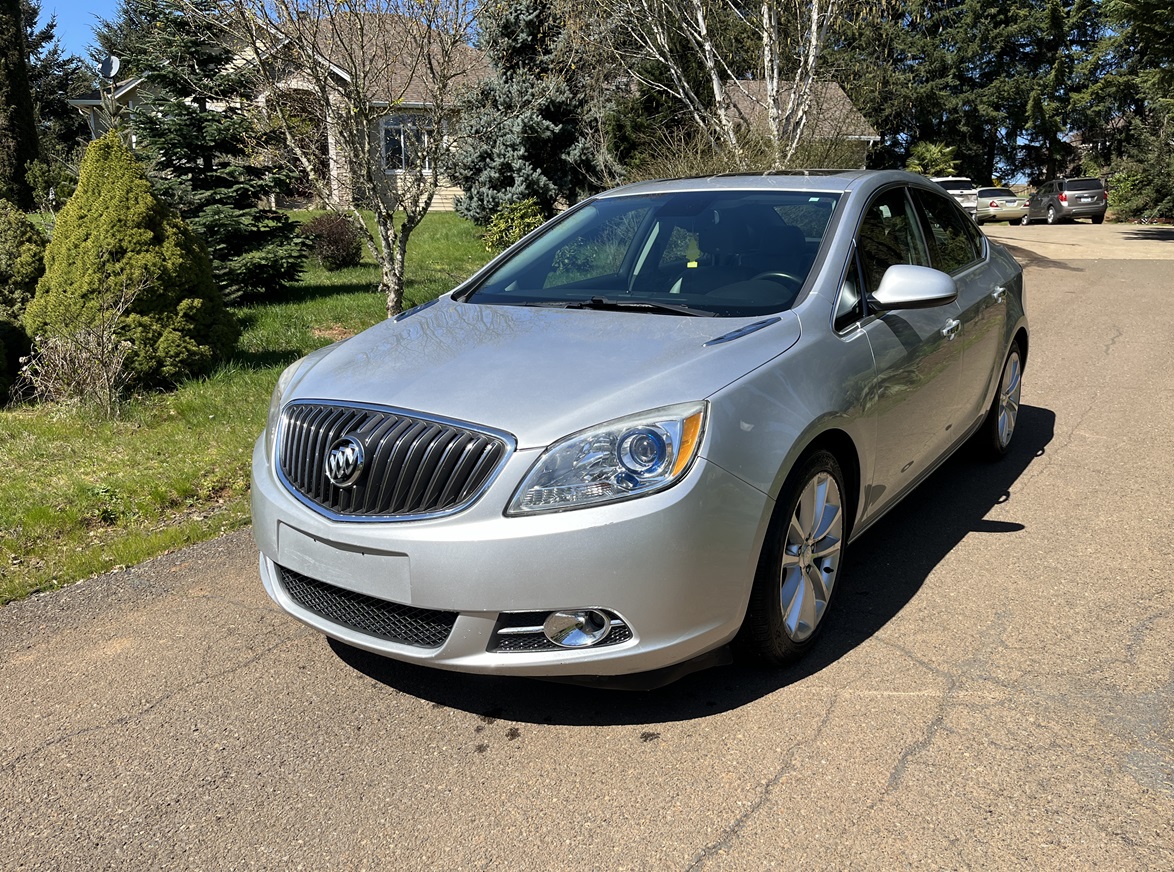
[0,200,45,402]
[482,198,545,252]
[24,132,237,393]
[300,213,363,271]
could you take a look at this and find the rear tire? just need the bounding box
[1092,214,1105,225]
[1046,205,1059,225]
[739,451,848,665]
[976,341,1023,459]
[1019,214,1030,226]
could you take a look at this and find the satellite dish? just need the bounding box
[99,56,121,80]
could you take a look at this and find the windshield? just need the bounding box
[463,190,841,317]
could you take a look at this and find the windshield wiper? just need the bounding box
[558,296,715,317]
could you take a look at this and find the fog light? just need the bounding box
[543,610,612,648]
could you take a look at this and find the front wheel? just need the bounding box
[739,451,848,665]
[975,341,1023,459]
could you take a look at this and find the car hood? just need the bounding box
[285,297,801,448]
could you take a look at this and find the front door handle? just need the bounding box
[941,318,961,340]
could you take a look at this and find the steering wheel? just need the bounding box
[751,271,804,288]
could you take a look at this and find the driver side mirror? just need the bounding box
[869,264,958,311]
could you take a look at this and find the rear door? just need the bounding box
[912,187,1007,431]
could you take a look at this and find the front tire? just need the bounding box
[976,341,1023,459]
[740,451,848,665]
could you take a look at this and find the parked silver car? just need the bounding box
[252,170,1027,683]
[976,187,1029,225]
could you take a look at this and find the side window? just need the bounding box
[834,250,865,332]
[913,189,982,274]
[855,187,929,294]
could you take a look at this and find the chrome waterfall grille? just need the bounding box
[278,401,511,520]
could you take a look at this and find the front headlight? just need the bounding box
[507,402,707,515]
[264,359,303,457]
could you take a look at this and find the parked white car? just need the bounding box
[931,176,979,217]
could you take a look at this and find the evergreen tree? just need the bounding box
[449,0,594,224]
[22,0,92,206]
[124,0,304,302]
[833,0,1105,184]
[0,0,40,210]
[0,199,44,401]
[1087,0,1174,219]
[25,132,237,388]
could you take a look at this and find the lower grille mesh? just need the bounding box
[277,565,457,649]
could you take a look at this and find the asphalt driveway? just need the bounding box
[2,223,1171,870]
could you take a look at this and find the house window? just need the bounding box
[382,113,433,171]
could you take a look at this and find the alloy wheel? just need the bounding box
[779,471,844,642]
[997,348,1023,449]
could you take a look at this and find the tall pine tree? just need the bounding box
[449,0,594,225]
[123,0,303,302]
[22,0,92,205]
[0,0,40,209]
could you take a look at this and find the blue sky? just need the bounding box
[38,0,120,59]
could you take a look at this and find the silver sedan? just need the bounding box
[252,170,1027,683]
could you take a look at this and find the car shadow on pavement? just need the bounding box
[330,405,1055,726]
[993,241,1084,272]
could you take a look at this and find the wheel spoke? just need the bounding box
[796,481,818,538]
[783,568,816,638]
[806,561,832,603]
[780,568,803,634]
[811,535,841,561]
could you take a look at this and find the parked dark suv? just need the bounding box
[1023,178,1107,225]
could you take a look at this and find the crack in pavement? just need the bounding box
[0,632,304,776]
[683,691,842,870]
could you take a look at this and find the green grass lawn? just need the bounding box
[0,212,492,604]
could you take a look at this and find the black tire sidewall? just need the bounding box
[738,450,848,665]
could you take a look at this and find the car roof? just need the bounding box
[593,169,938,200]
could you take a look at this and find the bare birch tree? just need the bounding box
[217,0,483,316]
[591,0,873,169]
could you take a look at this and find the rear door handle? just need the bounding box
[992,286,1007,303]
[941,318,961,340]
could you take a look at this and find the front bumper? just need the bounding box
[252,436,772,676]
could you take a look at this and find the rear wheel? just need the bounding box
[1019,214,1031,226]
[739,451,847,665]
[1046,205,1059,225]
[1092,214,1105,225]
[976,341,1023,459]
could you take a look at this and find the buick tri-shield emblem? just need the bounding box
[325,435,365,487]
